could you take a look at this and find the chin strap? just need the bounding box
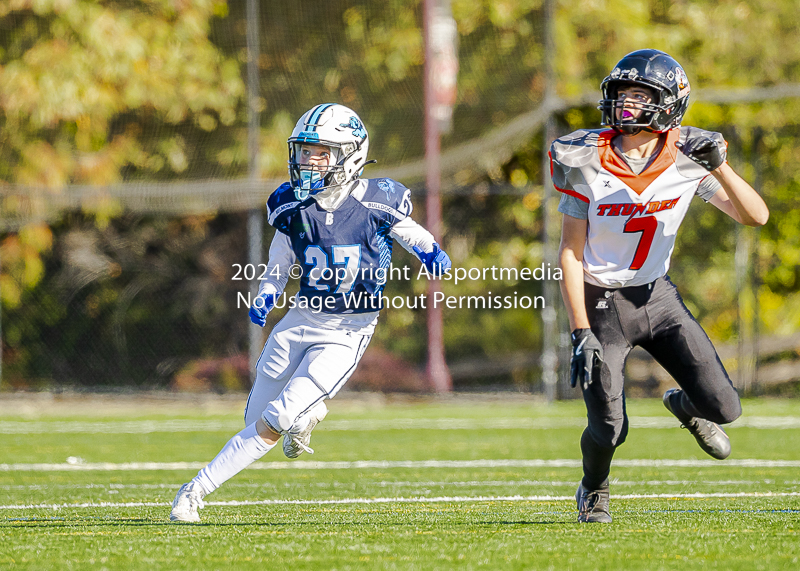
[617,124,645,136]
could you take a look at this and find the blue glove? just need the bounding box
[413,242,452,274]
[249,293,277,327]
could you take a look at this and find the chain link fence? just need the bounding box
[2,1,800,395]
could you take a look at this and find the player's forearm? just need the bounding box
[559,247,590,331]
[390,217,436,255]
[712,163,769,226]
[257,280,283,297]
[258,232,295,295]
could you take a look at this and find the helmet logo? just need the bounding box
[675,67,690,97]
[339,116,367,140]
[377,179,395,199]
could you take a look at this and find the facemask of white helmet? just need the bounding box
[292,144,341,200]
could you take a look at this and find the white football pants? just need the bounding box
[244,308,371,433]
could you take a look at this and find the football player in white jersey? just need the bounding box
[170,103,451,522]
[553,50,769,523]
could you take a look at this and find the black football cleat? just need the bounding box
[576,482,612,523]
[663,388,731,460]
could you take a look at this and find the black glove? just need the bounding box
[675,136,726,171]
[570,328,603,390]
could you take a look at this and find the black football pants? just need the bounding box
[579,276,741,490]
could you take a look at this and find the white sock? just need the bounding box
[193,422,275,495]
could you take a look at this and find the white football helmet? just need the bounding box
[288,103,370,200]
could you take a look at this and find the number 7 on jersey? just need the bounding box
[623,216,657,271]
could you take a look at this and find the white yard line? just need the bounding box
[3,458,800,472]
[2,416,799,434]
[2,478,794,492]
[2,491,800,511]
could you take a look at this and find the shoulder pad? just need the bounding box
[550,129,607,169]
[550,129,608,193]
[359,178,412,221]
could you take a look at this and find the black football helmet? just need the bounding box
[599,49,691,134]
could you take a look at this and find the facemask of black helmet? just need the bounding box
[598,49,691,135]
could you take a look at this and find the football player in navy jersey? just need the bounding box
[170,103,451,523]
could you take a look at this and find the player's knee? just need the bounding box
[615,422,629,447]
[589,419,628,449]
[244,374,281,427]
[717,396,742,425]
[262,401,294,434]
[608,424,628,448]
[698,390,742,425]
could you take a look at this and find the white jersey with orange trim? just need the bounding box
[550,126,727,288]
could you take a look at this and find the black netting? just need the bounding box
[2,1,799,395]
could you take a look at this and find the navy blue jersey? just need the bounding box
[267,178,412,313]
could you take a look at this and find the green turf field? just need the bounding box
[0,394,798,570]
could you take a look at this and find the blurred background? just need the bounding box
[0,0,799,398]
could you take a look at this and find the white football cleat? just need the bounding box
[283,401,328,459]
[170,482,205,523]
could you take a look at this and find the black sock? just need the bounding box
[580,428,614,490]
